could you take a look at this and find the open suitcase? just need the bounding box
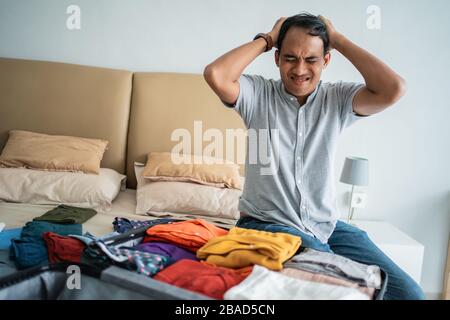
[0,225,388,300]
[0,263,211,300]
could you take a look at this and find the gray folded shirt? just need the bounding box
[284,248,381,289]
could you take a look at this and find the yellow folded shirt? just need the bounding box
[197,227,301,270]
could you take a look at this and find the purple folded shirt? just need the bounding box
[134,242,198,263]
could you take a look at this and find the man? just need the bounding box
[204,13,425,300]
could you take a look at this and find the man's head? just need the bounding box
[275,13,331,103]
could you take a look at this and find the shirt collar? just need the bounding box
[280,80,322,106]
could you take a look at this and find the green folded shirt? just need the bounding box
[33,205,97,224]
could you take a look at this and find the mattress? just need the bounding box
[0,192,386,300]
[0,189,140,236]
[0,189,237,236]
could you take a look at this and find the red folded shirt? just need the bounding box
[153,259,251,299]
[43,232,85,264]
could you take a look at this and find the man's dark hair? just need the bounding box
[277,13,329,55]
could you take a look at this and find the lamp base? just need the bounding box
[346,208,357,226]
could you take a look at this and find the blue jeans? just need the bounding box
[236,216,426,300]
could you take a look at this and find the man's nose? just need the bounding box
[292,60,308,76]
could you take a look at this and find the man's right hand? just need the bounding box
[204,16,287,105]
[268,17,287,49]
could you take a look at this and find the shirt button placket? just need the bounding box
[296,107,303,191]
[298,107,307,219]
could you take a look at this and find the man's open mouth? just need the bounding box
[291,76,311,84]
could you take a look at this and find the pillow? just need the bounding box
[135,162,242,220]
[0,130,108,174]
[142,152,242,190]
[0,167,126,211]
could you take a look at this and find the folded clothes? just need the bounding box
[70,232,141,263]
[10,221,82,269]
[144,219,228,252]
[134,242,198,264]
[224,265,370,300]
[107,247,170,277]
[200,260,254,278]
[70,232,124,247]
[0,228,22,250]
[19,221,82,241]
[196,227,301,270]
[113,217,177,234]
[81,246,112,270]
[280,268,375,298]
[33,205,97,224]
[284,248,381,289]
[153,259,250,299]
[0,249,17,279]
[9,240,48,270]
[69,232,170,276]
[70,230,124,270]
[43,232,85,264]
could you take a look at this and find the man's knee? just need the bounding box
[387,278,426,300]
[343,224,371,242]
[335,221,370,239]
[384,268,426,300]
[404,284,426,300]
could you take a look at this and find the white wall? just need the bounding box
[0,0,449,297]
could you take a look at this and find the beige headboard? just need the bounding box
[0,58,132,174]
[126,73,247,189]
[0,58,247,188]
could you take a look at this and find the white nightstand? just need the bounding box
[349,220,424,285]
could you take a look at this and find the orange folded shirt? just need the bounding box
[144,219,228,252]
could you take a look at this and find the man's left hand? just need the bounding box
[318,15,341,51]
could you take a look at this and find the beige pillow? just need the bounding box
[135,163,242,221]
[0,167,126,211]
[142,152,242,190]
[0,130,108,174]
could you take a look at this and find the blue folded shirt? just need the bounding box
[10,221,82,269]
[0,228,22,250]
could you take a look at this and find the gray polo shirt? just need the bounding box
[225,74,366,244]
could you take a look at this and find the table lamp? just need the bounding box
[339,156,369,223]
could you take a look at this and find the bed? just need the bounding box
[0,57,386,300]
[0,57,246,234]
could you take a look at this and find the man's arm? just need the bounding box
[319,16,406,116]
[204,17,286,105]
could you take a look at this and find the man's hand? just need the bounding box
[318,15,406,116]
[204,18,288,105]
[268,17,287,48]
[318,15,341,51]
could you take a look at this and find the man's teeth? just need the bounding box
[292,77,310,81]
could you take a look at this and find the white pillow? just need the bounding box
[135,162,242,220]
[0,167,126,211]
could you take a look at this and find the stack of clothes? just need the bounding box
[0,213,383,300]
[8,205,96,269]
[223,248,380,300]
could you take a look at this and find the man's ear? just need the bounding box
[323,52,331,69]
[275,50,280,68]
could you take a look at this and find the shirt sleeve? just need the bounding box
[336,81,367,130]
[222,74,265,126]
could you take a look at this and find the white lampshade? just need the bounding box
[340,156,369,186]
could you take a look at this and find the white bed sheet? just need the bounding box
[0,189,237,236]
[0,189,140,236]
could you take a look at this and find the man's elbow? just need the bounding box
[393,77,407,101]
[386,77,407,105]
[203,64,220,89]
[203,64,212,82]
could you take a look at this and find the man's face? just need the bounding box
[275,27,330,102]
